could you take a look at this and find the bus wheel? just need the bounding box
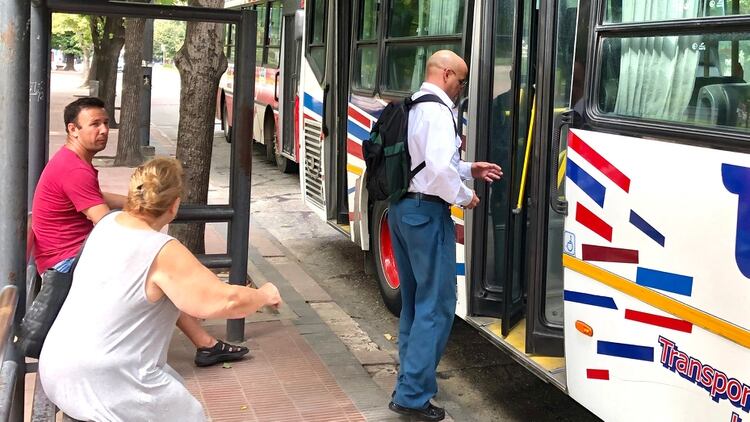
[222,102,232,143]
[371,201,401,316]
[264,121,276,163]
[276,152,298,174]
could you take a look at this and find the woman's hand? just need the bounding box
[259,283,282,309]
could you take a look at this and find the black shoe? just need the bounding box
[194,339,249,367]
[388,401,445,421]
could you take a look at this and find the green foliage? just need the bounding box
[154,19,186,63]
[51,13,91,57]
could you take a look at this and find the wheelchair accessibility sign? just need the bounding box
[564,231,575,256]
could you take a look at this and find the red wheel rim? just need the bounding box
[379,213,400,290]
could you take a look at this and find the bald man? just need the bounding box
[387,51,502,421]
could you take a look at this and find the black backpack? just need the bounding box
[362,94,456,203]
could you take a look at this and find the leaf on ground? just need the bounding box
[240,405,248,411]
[384,333,393,341]
[222,362,232,369]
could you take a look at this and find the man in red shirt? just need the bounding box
[32,97,247,367]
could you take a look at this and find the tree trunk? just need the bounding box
[115,16,145,167]
[63,54,75,71]
[169,0,226,254]
[94,17,125,128]
[83,17,102,88]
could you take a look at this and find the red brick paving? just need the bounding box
[170,321,367,421]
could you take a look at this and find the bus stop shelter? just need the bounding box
[0,1,257,419]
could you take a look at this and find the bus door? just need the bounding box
[469,0,536,336]
[561,0,750,420]
[322,0,352,225]
[523,0,580,357]
[300,0,327,213]
[278,0,302,172]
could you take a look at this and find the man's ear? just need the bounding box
[67,122,78,137]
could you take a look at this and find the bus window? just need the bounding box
[597,32,750,132]
[266,1,282,67]
[225,24,235,66]
[255,3,267,64]
[387,0,464,37]
[383,44,461,92]
[306,0,326,82]
[603,0,747,23]
[383,0,464,93]
[352,0,378,90]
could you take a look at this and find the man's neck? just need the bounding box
[64,139,94,163]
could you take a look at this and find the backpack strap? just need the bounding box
[403,93,459,181]
[405,94,459,137]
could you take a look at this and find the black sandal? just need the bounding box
[194,339,250,367]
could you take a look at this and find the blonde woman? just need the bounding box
[39,158,281,422]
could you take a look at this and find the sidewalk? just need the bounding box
[26,72,403,421]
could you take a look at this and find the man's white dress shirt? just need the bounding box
[407,82,473,206]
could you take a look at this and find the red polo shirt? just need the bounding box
[31,147,105,273]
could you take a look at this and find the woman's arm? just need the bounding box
[146,240,281,319]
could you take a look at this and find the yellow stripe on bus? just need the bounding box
[451,206,464,220]
[562,254,750,349]
[347,164,363,176]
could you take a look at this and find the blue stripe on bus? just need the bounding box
[636,267,693,296]
[303,92,323,116]
[629,210,665,246]
[567,159,606,208]
[456,263,465,276]
[563,290,618,309]
[597,340,654,361]
[347,120,371,141]
[348,187,356,194]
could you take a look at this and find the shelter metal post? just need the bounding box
[140,15,153,148]
[226,9,256,343]
[29,0,50,208]
[0,1,30,421]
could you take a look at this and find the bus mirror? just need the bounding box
[294,10,304,41]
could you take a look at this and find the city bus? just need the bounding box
[218,0,301,173]
[297,0,750,420]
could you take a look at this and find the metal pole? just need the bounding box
[47,0,241,23]
[140,16,153,148]
[226,10,256,342]
[29,0,50,208]
[0,1,30,421]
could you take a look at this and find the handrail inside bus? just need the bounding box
[513,93,536,214]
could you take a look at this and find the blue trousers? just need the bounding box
[388,197,456,410]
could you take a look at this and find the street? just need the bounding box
[50,67,599,421]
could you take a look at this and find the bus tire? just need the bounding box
[371,200,402,316]
[276,153,298,174]
[264,115,276,163]
[222,101,232,143]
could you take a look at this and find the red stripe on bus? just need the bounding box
[586,369,610,380]
[455,224,464,245]
[347,138,364,160]
[568,131,631,193]
[582,244,638,264]
[349,106,372,129]
[575,203,613,242]
[624,309,693,333]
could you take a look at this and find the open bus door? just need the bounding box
[468,0,536,336]
[524,0,581,357]
[322,0,351,226]
[467,0,582,382]
[300,0,351,229]
[277,0,302,173]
